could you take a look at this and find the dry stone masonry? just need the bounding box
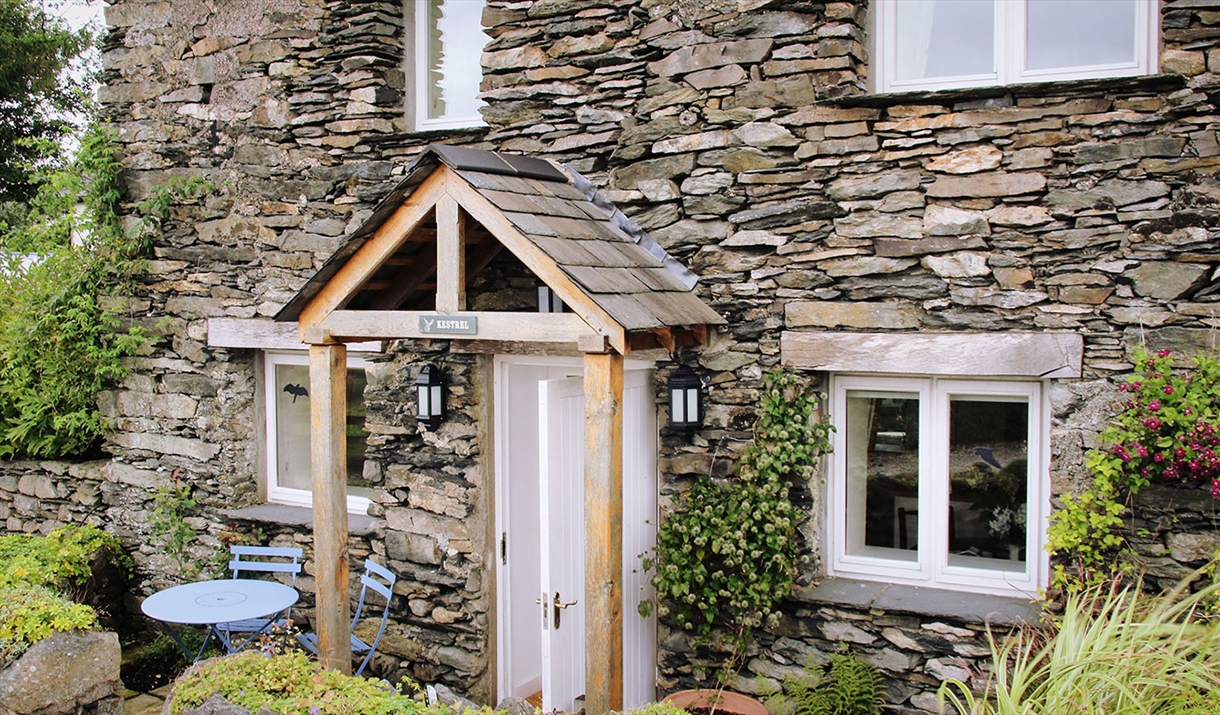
[0,0,1215,712]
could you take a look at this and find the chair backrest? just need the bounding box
[351,558,397,675]
[229,545,304,586]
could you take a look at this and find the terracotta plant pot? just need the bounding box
[663,689,769,715]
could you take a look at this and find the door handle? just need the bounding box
[552,591,577,630]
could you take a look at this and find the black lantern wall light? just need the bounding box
[667,364,704,440]
[415,364,446,431]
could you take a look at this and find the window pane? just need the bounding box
[1027,0,1136,71]
[895,0,993,82]
[425,0,485,121]
[845,392,919,561]
[947,396,1028,571]
[274,364,369,496]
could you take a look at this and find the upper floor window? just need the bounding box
[874,0,1159,93]
[413,0,487,131]
[827,375,1047,597]
[265,351,371,514]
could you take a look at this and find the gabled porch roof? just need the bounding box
[277,144,723,355]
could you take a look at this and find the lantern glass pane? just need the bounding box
[670,389,685,424]
[430,385,443,417]
[685,389,699,425]
[417,384,429,419]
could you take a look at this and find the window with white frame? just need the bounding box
[874,0,1159,93]
[828,376,1047,597]
[412,0,487,131]
[264,352,371,513]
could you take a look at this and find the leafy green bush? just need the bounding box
[938,575,1220,715]
[0,524,128,590]
[765,650,881,715]
[0,585,99,665]
[0,124,144,458]
[170,651,456,715]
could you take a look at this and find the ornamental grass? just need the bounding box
[938,575,1220,715]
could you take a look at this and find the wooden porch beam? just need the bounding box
[298,169,447,328]
[435,192,466,312]
[317,310,605,346]
[584,352,624,715]
[442,169,628,355]
[309,343,352,675]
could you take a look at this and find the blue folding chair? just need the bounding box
[297,558,397,676]
[217,545,303,651]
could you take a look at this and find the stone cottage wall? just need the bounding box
[31,0,1219,710]
[91,0,497,696]
[476,0,1220,710]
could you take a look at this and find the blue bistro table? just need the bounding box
[141,579,299,660]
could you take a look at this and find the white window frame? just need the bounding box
[264,351,371,514]
[827,374,1049,598]
[874,0,1159,94]
[412,0,487,131]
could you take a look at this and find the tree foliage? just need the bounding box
[0,0,93,203]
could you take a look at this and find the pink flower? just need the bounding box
[1158,349,1172,358]
[1210,478,1220,499]
[1144,418,1162,430]
[1163,385,1174,395]
[1136,444,1149,458]
[1149,400,1161,411]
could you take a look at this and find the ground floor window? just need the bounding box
[264,351,371,513]
[828,375,1046,596]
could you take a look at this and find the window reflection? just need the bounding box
[947,397,1028,570]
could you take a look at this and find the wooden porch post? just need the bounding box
[309,342,352,674]
[584,352,624,715]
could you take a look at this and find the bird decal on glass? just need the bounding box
[283,384,308,403]
[973,446,1002,470]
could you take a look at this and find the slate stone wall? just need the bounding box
[0,0,1209,711]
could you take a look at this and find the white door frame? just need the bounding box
[493,355,658,707]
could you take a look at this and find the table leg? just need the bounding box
[154,621,218,662]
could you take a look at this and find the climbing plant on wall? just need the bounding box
[0,123,211,458]
[642,368,833,685]
[1047,349,1220,590]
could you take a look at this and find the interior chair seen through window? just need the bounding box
[217,545,304,651]
[297,558,397,676]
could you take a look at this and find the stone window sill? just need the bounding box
[828,73,1186,109]
[220,504,378,538]
[794,577,1042,626]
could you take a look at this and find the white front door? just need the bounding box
[495,357,658,711]
[539,376,586,712]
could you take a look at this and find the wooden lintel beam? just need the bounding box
[298,169,447,327]
[318,310,604,345]
[584,352,624,715]
[309,344,352,675]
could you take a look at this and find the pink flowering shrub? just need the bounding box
[1048,349,1220,590]
[1100,349,1220,499]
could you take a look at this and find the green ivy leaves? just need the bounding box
[643,368,833,668]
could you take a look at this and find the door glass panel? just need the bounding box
[1026,0,1136,71]
[947,396,1028,571]
[895,0,994,82]
[845,391,919,561]
[424,0,485,122]
[274,364,369,497]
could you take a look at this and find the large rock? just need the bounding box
[0,631,121,715]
